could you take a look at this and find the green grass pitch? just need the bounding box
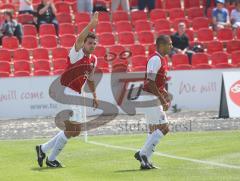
[0,131,240,181]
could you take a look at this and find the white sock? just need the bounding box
[48,131,68,161]
[146,129,164,161]
[140,129,163,160]
[41,131,63,153]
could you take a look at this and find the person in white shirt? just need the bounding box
[19,0,35,15]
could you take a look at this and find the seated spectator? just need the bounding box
[37,0,58,35]
[19,0,35,15]
[0,11,23,45]
[212,0,231,30]
[231,0,240,28]
[111,0,130,12]
[226,0,237,6]
[170,22,194,63]
[77,0,93,13]
[138,0,155,11]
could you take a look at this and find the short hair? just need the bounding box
[84,32,97,43]
[178,22,186,27]
[156,35,170,47]
[4,11,13,20]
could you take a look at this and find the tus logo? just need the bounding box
[229,80,240,107]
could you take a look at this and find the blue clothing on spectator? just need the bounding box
[212,8,229,23]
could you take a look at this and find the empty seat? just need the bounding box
[134,20,152,32]
[131,10,148,23]
[13,49,30,61]
[192,17,209,30]
[34,60,51,71]
[40,35,58,49]
[112,11,129,22]
[23,24,37,36]
[14,71,31,77]
[185,29,194,42]
[52,58,68,70]
[168,8,185,21]
[211,52,234,68]
[39,24,56,36]
[207,41,223,54]
[137,31,155,46]
[148,44,156,55]
[131,55,147,70]
[114,21,133,33]
[98,11,110,22]
[55,2,70,13]
[0,71,10,77]
[74,12,90,23]
[172,54,192,70]
[33,70,51,76]
[150,9,167,21]
[231,51,240,66]
[0,61,11,72]
[0,49,11,62]
[59,34,76,48]
[14,60,31,72]
[154,19,171,31]
[17,14,34,24]
[197,28,214,43]
[98,33,115,46]
[96,22,113,34]
[56,13,72,24]
[93,46,106,58]
[52,47,68,59]
[192,53,213,69]
[187,7,204,19]
[184,0,201,8]
[32,48,49,60]
[217,28,233,41]
[2,36,19,49]
[226,40,240,53]
[165,0,181,9]
[118,32,135,45]
[128,44,146,56]
[59,23,75,35]
[21,36,38,50]
[109,45,125,56]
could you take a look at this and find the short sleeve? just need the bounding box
[146,56,161,81]
[68,45,84,64]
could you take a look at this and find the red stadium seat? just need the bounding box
[236,28,240,40]
[197,28,214,43]
[148,44,156,55]
[131,55,147,70]
[22,36,38,50]
[134,20,152,32]
[56,13,72,24]
[55,2,70,13]
[98,33,115,46]
[93,46,106,58]
[137,31,155,46]
[187,7,204,19]
[96,22,113,34]
[40,35,58,49]
[211,52,234,68]
[0,3,16,11]
[59,34,76,48]
[52,58,68,70]
[185,29,195,42]
[0,71,10,77]
[59,23,75,35]
[231,51,240,66]
[172,54,192,70]
[2,36,19,49]
[0,49,11,62]
[0,61,11,72]
[97,58,109,70]
[118,32,135,46]
[165,0,181,9]
[52,47,68,59]
[149,9,167,21]
[39,24,56,36]
[184,0,201,8]
[13,49,30,62]
[156,30,173,37]
[32,48,49,60]
[77,22,89,33]
[154,19,171,31]
[33,70,51,76]
[217,28,234,42]
[168,8,185,21]
[226,40,240,53]
[112,11,129,22]
[207,41,223,54]
[128,44,146,56]
[114,21,133,33]
[17,14,34,24]
[131,11,148,23]
[109,45,125,56]
[98,11,110,22]
[23,24,38,36]
[192,17,209,30]
[74,12,90,23]
[112,62,129,72]
[53,69,65,75]
[14,60,31,72]
[14,71,31,77]
[34,60,51,71]
[191,53,213,69]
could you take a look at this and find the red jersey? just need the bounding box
[60,47,97,93]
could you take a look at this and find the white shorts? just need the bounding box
[64,87,85,123]
[138,91,168,125]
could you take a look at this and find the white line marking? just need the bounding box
[88,141,240,170]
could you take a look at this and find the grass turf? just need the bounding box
[0,130,239,181]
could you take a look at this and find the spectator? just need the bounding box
[111,0,130,12]
[205,0,216,16]
[231,0,240,29]
[170,22,194,63]
[138,0,155,11]
[77,0,93,13]
[37,0,59,35]
[0,11,23,45]
[212,0,231,30]
[226,0,237,6]
[19,0,35,15]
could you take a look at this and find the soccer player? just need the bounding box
[35,12,99,168]
[134,35,172,169]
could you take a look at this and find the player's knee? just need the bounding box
[162,125,169,135]
[72,130,81,137]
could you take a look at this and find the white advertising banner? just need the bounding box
[0,68,239,119]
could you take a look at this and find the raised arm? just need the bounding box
[74,12,99,52]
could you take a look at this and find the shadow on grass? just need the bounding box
[31,167,65,171]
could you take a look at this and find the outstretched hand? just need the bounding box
[89,11,99,29]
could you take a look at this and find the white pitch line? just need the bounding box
[88,141,240,170]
